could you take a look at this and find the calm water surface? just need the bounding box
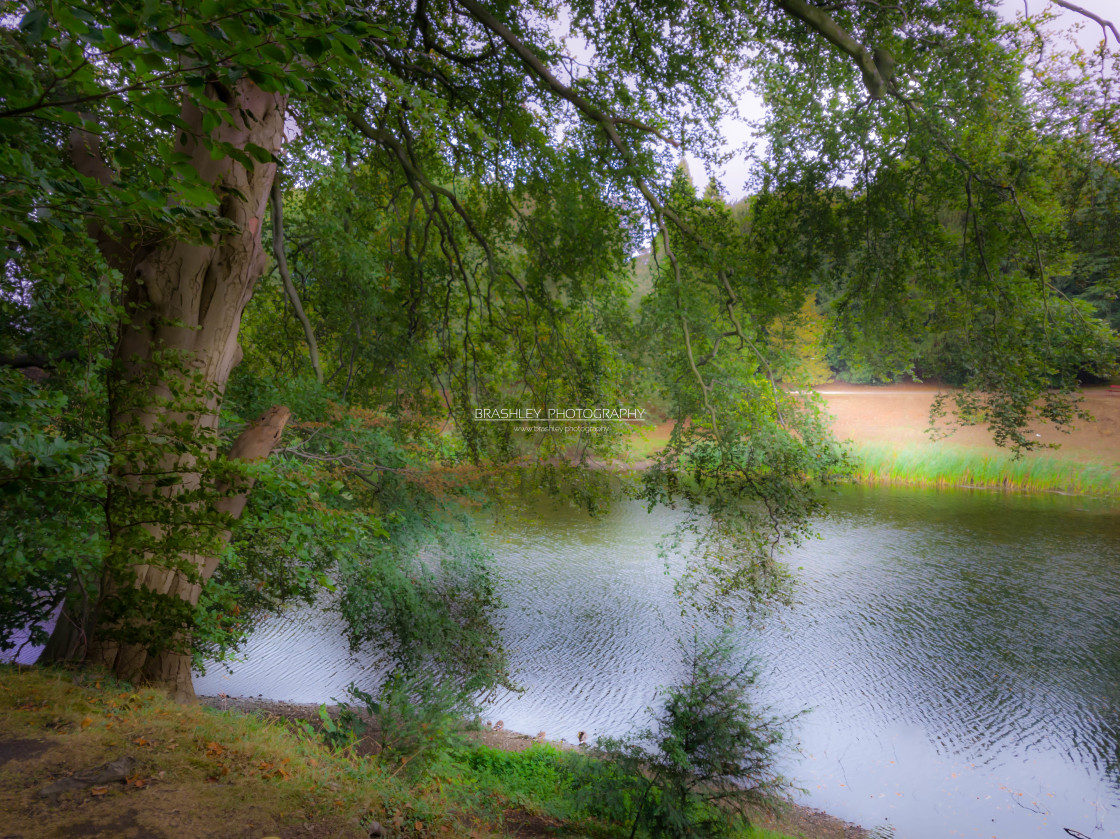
[196,486,1120,839]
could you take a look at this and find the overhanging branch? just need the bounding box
[774,0,888,98]
[270,179,322,383]
[1049,0,1120,45]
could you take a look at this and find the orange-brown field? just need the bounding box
[635,384,1120,471]
[818,383,1120,467]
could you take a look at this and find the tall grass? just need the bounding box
[848,442,1120,496]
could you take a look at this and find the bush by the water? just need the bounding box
[0,663,801,839]
[574,630,794,839]
[302,630,796,838]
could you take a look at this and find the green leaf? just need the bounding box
[147,31,174,53]
[303,37,325,60]
[244,143,274,164]
[135,52,165,73]
[19,8,48,44]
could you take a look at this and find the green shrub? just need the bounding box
[454,743,574,812]
[348,673,473,777]
[577,630,794,839]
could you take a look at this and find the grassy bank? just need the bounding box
[847,442,1120,496]
[625,426,1118,497]
[0,665,823,839]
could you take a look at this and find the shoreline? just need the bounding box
[625,383,1120,497]
[198,693,870,839]
[841,441,1120,497]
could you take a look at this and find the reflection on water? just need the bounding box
[196,486,1120,839]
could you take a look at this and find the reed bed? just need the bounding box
[848,442,1120,497]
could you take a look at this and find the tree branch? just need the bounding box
[0,351,79,369]
[610,117,681,147]
[1049,0,1120,45]
[454,0,790,435]
[212,405,292,529]
[270,179,322,383]
[774,0,888,98]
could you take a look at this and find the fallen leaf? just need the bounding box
[80,716,92,729]
[90,786,108,796]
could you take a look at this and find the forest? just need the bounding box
[1,1,1119,834]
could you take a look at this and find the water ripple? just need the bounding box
[196,487,1120,838]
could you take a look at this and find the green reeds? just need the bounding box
[848,442,1120,496]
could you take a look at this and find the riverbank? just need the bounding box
[629,383,1120,495]
[847,441,1120,495]
[0,665,866,839]
[822,383,1120,463]
[830,384,1120,495]
[200,695,869,839]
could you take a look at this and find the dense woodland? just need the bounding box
[1,0,1118,715]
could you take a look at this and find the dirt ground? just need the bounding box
[0,677,367,839]
[638,384,1120,469]
[817,382,1120,465]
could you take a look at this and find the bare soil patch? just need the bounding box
[0,736,54,768]
[0,671,367,839]
[818,383,1120,465]
[634,384,1120,470]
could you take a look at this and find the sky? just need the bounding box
[681,0,1119,202]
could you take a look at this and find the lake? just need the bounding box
[195,485,1120,839]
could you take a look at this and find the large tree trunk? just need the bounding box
[38,407,290,688]
[132,405,291,701]
[80,80,289,701]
